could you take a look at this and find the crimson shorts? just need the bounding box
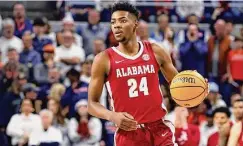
[114,118,177,146]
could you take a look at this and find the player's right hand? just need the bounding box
[109,112,137,131]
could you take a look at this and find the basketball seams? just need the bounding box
[170,86,205,90]
[172,88,206,101]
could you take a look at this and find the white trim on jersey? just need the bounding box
[105,81,115,112]
[158,84,168,113]
[162,119,178,146]
[111,41,144,60]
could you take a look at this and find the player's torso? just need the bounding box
[105,41,166,123]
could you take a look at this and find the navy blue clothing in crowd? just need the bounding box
[19,49,42,67]
[61,81,88,118]
[179,40,208,77]
[14,19,33,38]
[33,36,53,55]
[38,83,52,109]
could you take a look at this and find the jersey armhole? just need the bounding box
[105,49,113,81]
[142,41,160,71]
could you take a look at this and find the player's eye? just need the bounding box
[111,21,115,25]
[121,20,127,23]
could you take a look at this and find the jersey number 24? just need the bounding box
[127,77,149,98]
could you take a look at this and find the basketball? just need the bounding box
[170,70,208,108]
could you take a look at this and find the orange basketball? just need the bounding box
[170,70,208,107]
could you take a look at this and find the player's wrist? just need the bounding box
[107,111,116,122]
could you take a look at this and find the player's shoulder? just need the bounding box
[93,49,110,64]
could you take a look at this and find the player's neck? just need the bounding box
[118,37,140,56]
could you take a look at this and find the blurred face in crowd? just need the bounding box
[165,27,174,40]
[207,116,214,127]
[207,91,218,103]
[225,22,233,35]
[158,14,169,31]
[81,61,92,77]
[231,94,241,106]
[3,24,14,39]
[22,33,33,49]
[63,22,75,31]
[233,101,243,121]
[48,99,59,115]
[13,3,25,19]
[214,112,228,128]
[21,99,33,116]
[62,31,74,48]
[7,49,19,62]
[43,52,54,61]
[33,25,45,36]
[187,15,199,24]
[214,19,226,39]
[78,104,88,117]
[137,21,149,40]
[48,68,60,83]
[4,62,19,79]
[188,24,199,39]
[93,39,105,55]
[18,77,27,87]
[40,111,53,129]
[111,11,138,43]
[232,39,243,50]
[25,91,37,100]
[88,10,100,25]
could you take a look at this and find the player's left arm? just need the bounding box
[227,122,242,146]
[151,42,178,83]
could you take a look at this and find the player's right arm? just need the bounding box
[227,122,242,146]
[88,51,137,131]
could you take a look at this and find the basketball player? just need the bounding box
[227,99,243,146]
[88,2,179,146]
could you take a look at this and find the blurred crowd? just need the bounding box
[0,1,243,146]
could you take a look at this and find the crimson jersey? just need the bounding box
[105,41,166,123]
[238,122,243,146]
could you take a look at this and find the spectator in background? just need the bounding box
[22,83,41,114]
[105,30,118,47]
[199,110,217,146]
[54,30,85,73]
[86,38,106,60]
[241,27,243,40]
[19,32,41,68]
[13,2,33,38]
[230,93,242,123]
[0,18,23,64]
[61,68,88,118]
[68,99,102,146]
[6,98,42,146]
[225,20,235,41]
[48,99,69,146]
[0,66,27,128]
[207,19,231,84]
[32,17,52,55]
[227,37,243,94]
[150,14,169,42]
[37,67,62,109]
[177,14,210,45]
[7,48,28,74]
[179,24,208,76]
[78,9,108,56]
[207,107,232,146]
[29,109,63,146]
[49,13,83,48]
[48,83,66,101]
[33,44,56,85]
[174,107,200,146]
[137,20,156,43]
[207,82,226,110]
[231,98,243,125]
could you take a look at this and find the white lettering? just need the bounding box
[127,67,133,76]
[132,67,137,75]
[116,69,122,78]
[115,65,156,78]
[143,65,150,73]
[137,66,143,75]
[121,68,127,77]
[150,65,155,73]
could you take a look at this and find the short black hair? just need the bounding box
[111,2,139,20]
[213,107,231,118]
[233,98,243,105]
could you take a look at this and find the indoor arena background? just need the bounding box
[0,1,243,146]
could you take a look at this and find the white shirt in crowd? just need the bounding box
[68,117,102,146]
[0,36,23,63]
[199,121,217,146]
[54,44,85,63]
[211,98,227,110]
[29,126,63,146]
[6,113,42,145]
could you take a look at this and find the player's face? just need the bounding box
[213,113,228,128]
[233,102,243,120]
[111,11,137,43]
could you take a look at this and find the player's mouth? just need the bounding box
[115,31,123,36]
